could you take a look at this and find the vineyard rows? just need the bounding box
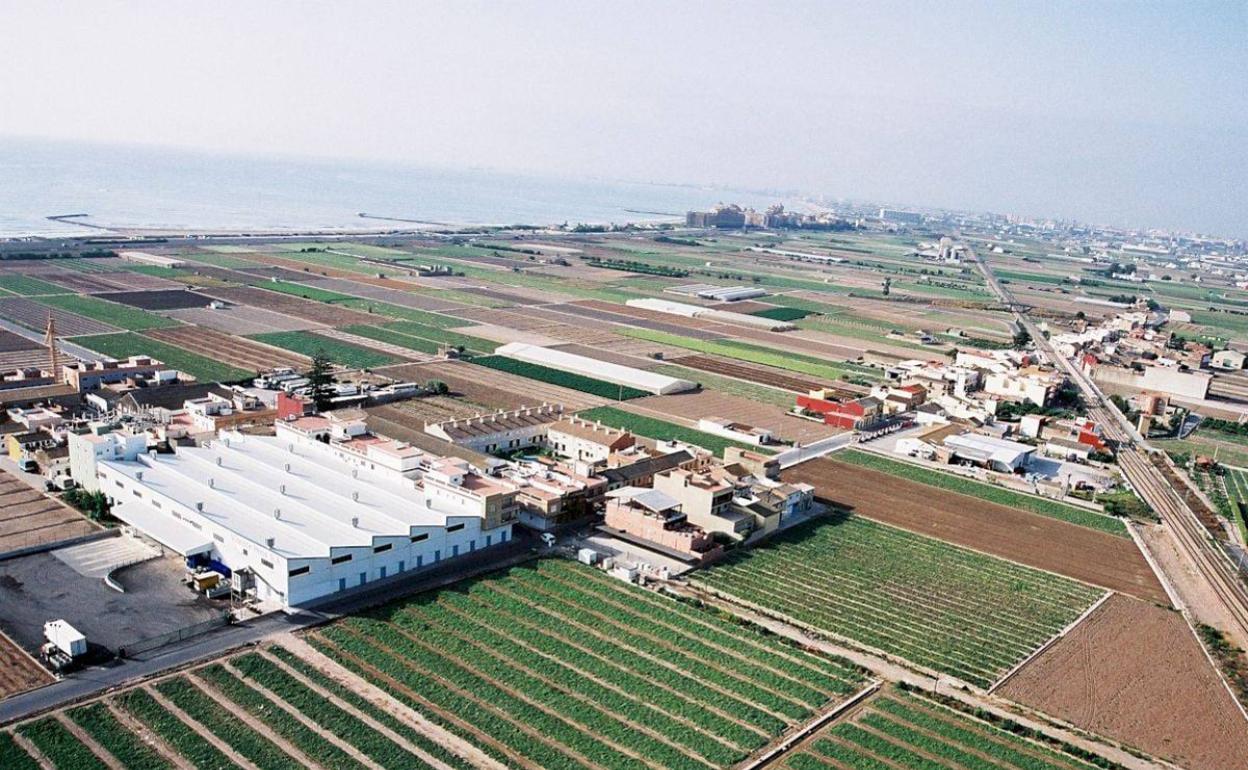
[305,559,867,770]
[690,516,1103,688]
[783,687,1109,770]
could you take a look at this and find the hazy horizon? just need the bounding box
[1,1,1244,237]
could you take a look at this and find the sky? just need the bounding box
[1,1,1245,236]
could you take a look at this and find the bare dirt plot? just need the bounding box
[671,354,838,393]
[161,304,324,335]
[549,343,662,369]
[0,330,41,353]
[0,475,98,554]
[108,270,188,290]
[94,289,208,310]
[0,297,119,336]
[200,286,379,326]
[42,271,132,293]
[999,594,1248,770]
[782,458,1169,603]
[451,323,563,347]
[438,306,554,329]
[559,300,731,339]
[624,391,844,444]
[145,326,311,371]
[0,630,51,699]
[384,395,488,424]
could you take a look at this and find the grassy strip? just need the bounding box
[114,689,238,770]
[0,275,70,296]
[67,703,171,770]
[342,325,439,354]
[836,449,1127,537]
[0,732,39,770]
[34,294,177,331]
[578,405,771,458]
[619,327,881,382]
[155,677,293,770]
[16,717,109,770]
[70,332,254,382]
[250,331,399,369]
[469,355,648,400]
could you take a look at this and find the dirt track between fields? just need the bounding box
[999,594,1248,770]
[782,458,1168,603]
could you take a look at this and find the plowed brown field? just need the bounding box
[999,594,1248,770]
[0,630,51,699]
[202,286,379,326]
[146,326,310,370]
[782,458,1168,603]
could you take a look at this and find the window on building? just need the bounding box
[447,523,464,533]
[410,533,428,543]
[359,572,367,586]
[213,534,224,543]
[261,559,275,569]
[289,565,310,577]
[452,545,459,557]
[332,554,352,565]
[379,566,387,579]
[374,543,392,553]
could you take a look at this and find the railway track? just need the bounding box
[968,241,1248,644]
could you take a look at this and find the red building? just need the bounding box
[277,391,315,421]
[796,392,884,430]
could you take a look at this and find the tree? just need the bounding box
[424,379,449,395]
[307,350,334,412]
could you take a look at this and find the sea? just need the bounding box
[0,139,782,238]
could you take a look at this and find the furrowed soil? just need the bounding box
[782,458,1168,603]
[999,594,1248,770]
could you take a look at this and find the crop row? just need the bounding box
[66,702,170,770]
[784,688,1102,770]
[35,294,177,331]
[154,676,296,770]
[250,330,399,368]
[617,327,882,382]
[691,517,1100,687]
[835,449,1128,536]
[113,688,237,769]
[577,405,773,458]
[308,559,863,769]
[15,717,109,770]
[0,274,68,296]
[470,355,649,399]
[70,331,254,382]
[0,732,39,770]
[194,664,371,770]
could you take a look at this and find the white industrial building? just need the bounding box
[626,298,796,331]
[493,343,696,395]
[93,429,515,610]
[943,433,1035,473]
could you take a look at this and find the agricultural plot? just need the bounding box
[999,594,1248,770]
[835,450,1127,536]
[352,321,496,354]
[0,330,42,353]
[0,274,68,296]
[70,332,254,383]
[380,360,610,411]
[0,296,118,336]
[749,305,811,321]
[624,391,844,444]
[94,289,208,311]
[619,328,882,382]
[161,304,324,335]
[250,330,399,369]
[203,286,381,326]
[305,558,869,770]
[305,277,472,312]
[40,271,133,293]
[551,300,729,340]
[578,405,773,458]
[690,515,1104,688]
[469,355,649,400]
[783,457,1166,603]
[146,326,311,371]
[782,686,1113,770]
[0,471,98,554]
[34,294,177,332]
[671,354,837,393]
[0,630,51,700]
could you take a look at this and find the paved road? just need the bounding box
[0,536,539,725]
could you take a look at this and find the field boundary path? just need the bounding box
[988,591,1113,694]
[737,681,881,770]
[668,582,1175,770]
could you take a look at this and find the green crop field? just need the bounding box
[305,559,868,770]
[750,306,811,321]
[782,685,1110,770]
[619,328,882,382]
[691,515,1103,688]
[250,331,398,369]
[469,356,648,400]
[70,332,254,382]
[16,717,109,770]
[66,703,170,770]
[836,450,1127,537]
[0,275,68,296]
[35,295,177,331]
[252,279,359,303]
[577,405,773,458]
[377,321,494,352]
[341,325,441,354]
